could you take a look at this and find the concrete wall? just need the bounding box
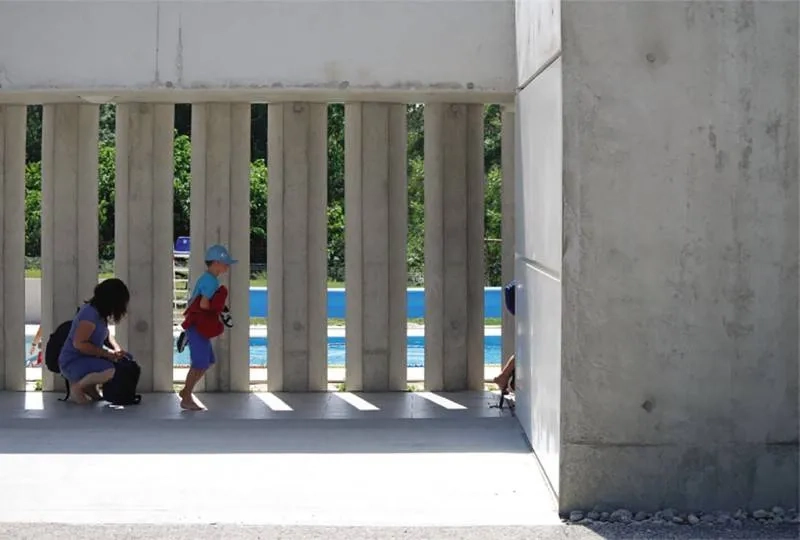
[559,1,799,511]
[513,0,562,497]
[24,279,40,324]
[0,0,514,104]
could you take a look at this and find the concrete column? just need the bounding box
[115,103,175,392]
[423,103,485,391]
[190,103,251,392]
[501,106,516,363]
[0,106,26,391]
[267,103,328,392]
[344,103,407,391]
[40,104,100,392]
[557,1,798,511]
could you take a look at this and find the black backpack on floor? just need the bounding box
[102,356,142,406]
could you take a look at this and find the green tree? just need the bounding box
[250,158,268,267]
[24,161,42,257]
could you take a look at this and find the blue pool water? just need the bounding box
[26,335,503,368]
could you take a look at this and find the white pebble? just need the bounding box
[688,514,700,525]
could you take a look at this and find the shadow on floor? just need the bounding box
[0,390,529,455]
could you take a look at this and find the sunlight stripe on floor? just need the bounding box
[24,391,44,411]
[415,392,467,410]
[334,392,380,411]
[255,392,293,411]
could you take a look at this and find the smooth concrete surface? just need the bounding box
[0,391,558,527]
[267,103,328,392]
[24,278,40,325]
[344,103,407,391]
[515,0,560,86]
[424,104,485,391]
[0,105,25,391]
[2,524,800,540]
[115,103,175,392]
[501,108,515,363]
[0,1,515,103]
[40,104,100,393]
[559,2,799,511]
[515,57,563,496]
[190,103,251,392]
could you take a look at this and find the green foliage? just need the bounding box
[250,158,268,263]
[173,133,192,239]
[97,143,116,259]
[22,103,507,286]
[24,162,41,257]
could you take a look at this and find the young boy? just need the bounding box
[177,244,237,411]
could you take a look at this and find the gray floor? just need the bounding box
[0,391,558,527]
[0,523,797,539]
[2,392,797,539]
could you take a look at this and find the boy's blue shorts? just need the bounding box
[187,326,215,370]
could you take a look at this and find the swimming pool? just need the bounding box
[25,332,503,368]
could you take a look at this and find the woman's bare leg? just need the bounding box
[71,368,115,404]
[493,355,515,390]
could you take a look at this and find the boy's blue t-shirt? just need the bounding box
[58,304,109,366]
[189,271,220,304]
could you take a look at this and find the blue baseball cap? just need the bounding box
[204,244,238,265]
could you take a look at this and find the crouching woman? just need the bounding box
[58,278,131,404]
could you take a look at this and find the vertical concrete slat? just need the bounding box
[424,103,485,391]
[190,103,251,392]
[41,104,99,393]
[0,105,26,391]
[387,104,409,391]
[345,102,407,391]
[115,103,174,392]
[151,105,175,392]
[267,103,328,392]
[465,105,485,391]
[344,103,364,390]
[501,107,516,363]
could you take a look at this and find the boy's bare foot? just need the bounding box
[178,389,205,411]
[180,397,204,411]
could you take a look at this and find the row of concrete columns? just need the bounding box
[0,102,515,392]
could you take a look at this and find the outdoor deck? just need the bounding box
[0,391,557,527]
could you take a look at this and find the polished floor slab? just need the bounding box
[0,391,553,527]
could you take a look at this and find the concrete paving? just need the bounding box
[0,522,797,539]
[0,391,555,527]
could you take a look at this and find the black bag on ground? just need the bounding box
[102,356,142,406]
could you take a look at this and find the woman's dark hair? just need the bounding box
[88,278,130,323]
